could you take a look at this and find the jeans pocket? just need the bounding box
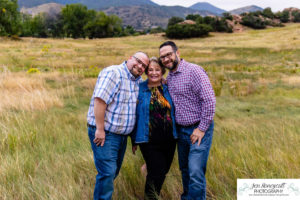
[88,129,112,161]
[191,130,213,152]
[94,139,111,161]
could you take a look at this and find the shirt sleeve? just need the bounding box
[192,67,216,132]
[94,68,120,105]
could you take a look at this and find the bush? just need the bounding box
[241,15,266,29]
[167,16,184,27]
[223,12,233,20]
[215,19,233,33]
[149,26,164,34]
[201,16,232,33]
[262,7,274,19]
[186,14,201,21]
[279,10,289,23]
[121,25,136,36]
[166,24,212,39]
[292,11,300,22]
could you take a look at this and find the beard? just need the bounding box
[159,54,179,71]
[170,55,179,71]
[167,55,179,71]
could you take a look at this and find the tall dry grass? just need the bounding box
[0,23,300,199]
[0,71,64,112]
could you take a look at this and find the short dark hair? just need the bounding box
[145,57,166,75]
[159,41,178,52]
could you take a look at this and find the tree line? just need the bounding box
[1,1,300,39]
[165,7,300,38]
[165,14,233,39]
[240,8,300,29]
[0,0,141,38]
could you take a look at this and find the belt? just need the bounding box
[176,121,200,128]
[87,123,96,129]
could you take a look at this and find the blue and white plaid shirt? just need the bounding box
[87,62,142,135]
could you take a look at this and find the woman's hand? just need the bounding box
[132,145,138,155]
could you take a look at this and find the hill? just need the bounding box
[189,2,226,15]
[20,3,63,17]
[18,0,157,9]
[103,5,215,30]
[229,5,263,15]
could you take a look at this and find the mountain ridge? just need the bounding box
[18,1,267,30]
[20,3,63,17]
[229,5,264,15]
[103,5,215,30]
[189,2,227,15]
[18,0,158,9]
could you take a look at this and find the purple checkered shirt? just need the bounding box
[167,59,216,132]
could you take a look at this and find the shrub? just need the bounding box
[241,15,266,29]
[166,24,212,39]
[215,19,233,33]
[223,12,233,20]
[278,10,289,23]
[186,14,201,21]
[201,16,232,33]
[292,11,300,22]
[167,16,184,27]
[262,7,274,19]
[149,26,164,34]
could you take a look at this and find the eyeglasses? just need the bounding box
[159,52,174,61]
[133,56,148,69]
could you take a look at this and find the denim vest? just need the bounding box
[132,80,177,144]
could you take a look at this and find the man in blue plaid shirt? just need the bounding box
[87,52,149,200]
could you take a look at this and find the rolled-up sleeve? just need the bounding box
[94,68,120,105]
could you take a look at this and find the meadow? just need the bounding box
[0,23,300,199]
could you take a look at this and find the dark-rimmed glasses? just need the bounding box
[159,52,174,61]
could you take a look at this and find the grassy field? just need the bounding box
[0,23,300,199]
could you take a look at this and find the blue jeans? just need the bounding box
[177,121,214,200]
[88,126,128,200]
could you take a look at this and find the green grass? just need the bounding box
[0,24,300,199]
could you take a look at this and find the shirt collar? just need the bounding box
[168,59,184,75]
[123,61,141,81]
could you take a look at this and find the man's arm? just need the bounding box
[191,67,216,145]
[94,98,107,147]
[92,68,120,146]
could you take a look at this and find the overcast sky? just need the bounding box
[151,0,300,12]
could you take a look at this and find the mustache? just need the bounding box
[159,55,179,69]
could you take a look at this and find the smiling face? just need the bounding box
[147,61,163,85]
[127,52,149,78]
[159,45,180,72]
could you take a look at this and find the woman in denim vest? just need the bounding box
[132,57,177,200]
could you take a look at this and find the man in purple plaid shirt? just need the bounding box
[159,41,216,200]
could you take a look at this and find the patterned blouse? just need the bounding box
[149,85,173,143]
